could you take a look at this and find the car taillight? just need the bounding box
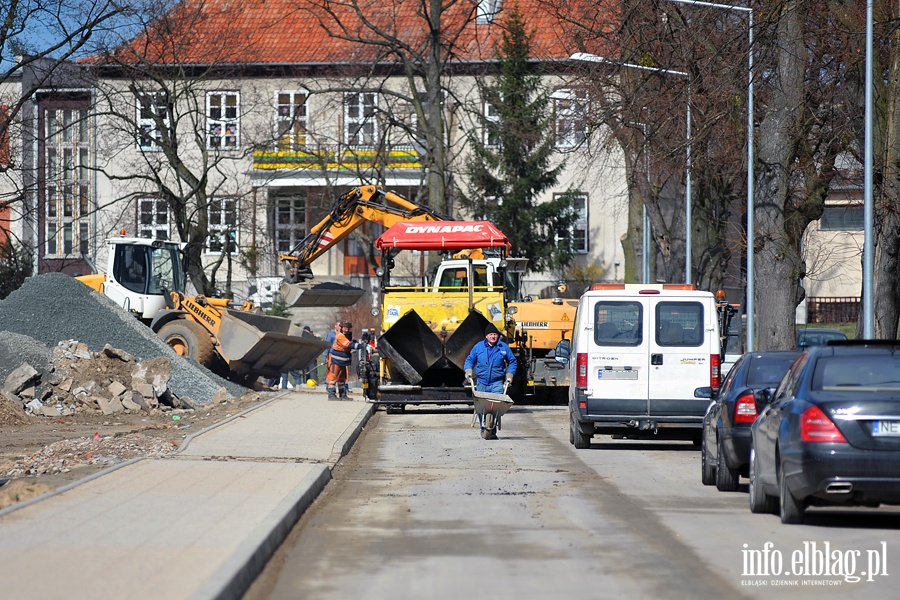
[734,392,757,423]
[710,354,720,389]
[576,353,588,388]
[800,405,847,443]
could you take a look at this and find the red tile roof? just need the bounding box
[109,0,615,66]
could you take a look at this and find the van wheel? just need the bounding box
[715,436,740,492]
[158,320,216,368]
[570,411,592,449]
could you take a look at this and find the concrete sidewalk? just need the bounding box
[0,389,374,600]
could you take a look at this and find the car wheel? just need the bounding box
[748,448,778,514]
[715,435,740,492]
[570,411,592,449]
[700,431,716,486]
[779,465,805,524]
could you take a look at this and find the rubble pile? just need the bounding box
[0,339,212,419]
[0,272,246,401]
[4,432,181,478]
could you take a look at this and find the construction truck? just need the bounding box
[509,279,577,402]
[357,220,519,409]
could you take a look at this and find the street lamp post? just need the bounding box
[661,0,755,350]
[569,53,689,285]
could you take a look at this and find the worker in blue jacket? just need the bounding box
[464,323,517,394]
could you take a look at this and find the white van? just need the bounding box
[568,284,721,448]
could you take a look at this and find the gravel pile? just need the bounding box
[0,273,245,402]
[0,332,52,384]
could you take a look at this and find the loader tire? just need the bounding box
[158,319,216,368]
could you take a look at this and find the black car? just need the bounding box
[701,351,799,491]
[749,341,900,524]
[796,328,847,347]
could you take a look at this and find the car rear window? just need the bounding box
[813,355,900,391]
[746,356,798,387]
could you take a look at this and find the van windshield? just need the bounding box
[594,301,642,346]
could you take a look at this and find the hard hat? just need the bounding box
[341,320,353,328]
[306,378,317,387]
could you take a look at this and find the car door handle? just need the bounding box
[651,353,663,365]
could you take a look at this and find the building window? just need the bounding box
[136,92,169,151]
[272,190,306,253]
[820,204,863,231]
[138,197,169,240]
[476,0,502,23]
[206,92,239,149]
[553,89,588,148]
[44,107,91,257]
[275,91,308,151]
[344,92,377,147]
[206,197,238,254]
[484,100,500,148]
[557,192,588,253]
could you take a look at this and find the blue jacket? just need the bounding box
[464,338,517,386]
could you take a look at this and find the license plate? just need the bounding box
[597,369,638,381]
[872,421,900,436]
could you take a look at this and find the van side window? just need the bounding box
[593,301,642,347]
[656,301,703,347]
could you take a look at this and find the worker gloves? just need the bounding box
[464,368,474,386]
[505,372,514,385]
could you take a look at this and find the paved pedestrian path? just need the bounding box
[0,390,374,600]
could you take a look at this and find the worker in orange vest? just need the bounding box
[326,321,364,400]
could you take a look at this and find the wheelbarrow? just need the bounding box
[468,383,515,440]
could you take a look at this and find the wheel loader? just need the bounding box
[76,235,328,384]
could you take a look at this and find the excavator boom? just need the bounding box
[279,185,449,307]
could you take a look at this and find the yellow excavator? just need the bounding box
[278,185,448,305]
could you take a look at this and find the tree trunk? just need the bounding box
[870,1,900,339]
[753,0,807,351]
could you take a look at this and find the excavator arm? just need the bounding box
[278,185,449,306]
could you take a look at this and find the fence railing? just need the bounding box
[807,297,860,323]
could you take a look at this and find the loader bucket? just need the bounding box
[217,310,330,377]
[279,280,366,307]
[444,312,494,370]
[378,310,444,382]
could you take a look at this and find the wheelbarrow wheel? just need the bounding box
[482,413,497,439]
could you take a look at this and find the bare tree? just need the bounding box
[84,0,265,295]
[294,0,485,215]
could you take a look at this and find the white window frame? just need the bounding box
[206,197,238,255]
[476,0,502,23]
[272,191,306,254]
[44,107,91,257]
[344,92,377,147]
[556,192,588,254]
[275,91,308,151]
[137,197,169,240]
[484,99,500,148]
[553,89,588,148]
[136,92,168,151]
[206,91,240,150]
